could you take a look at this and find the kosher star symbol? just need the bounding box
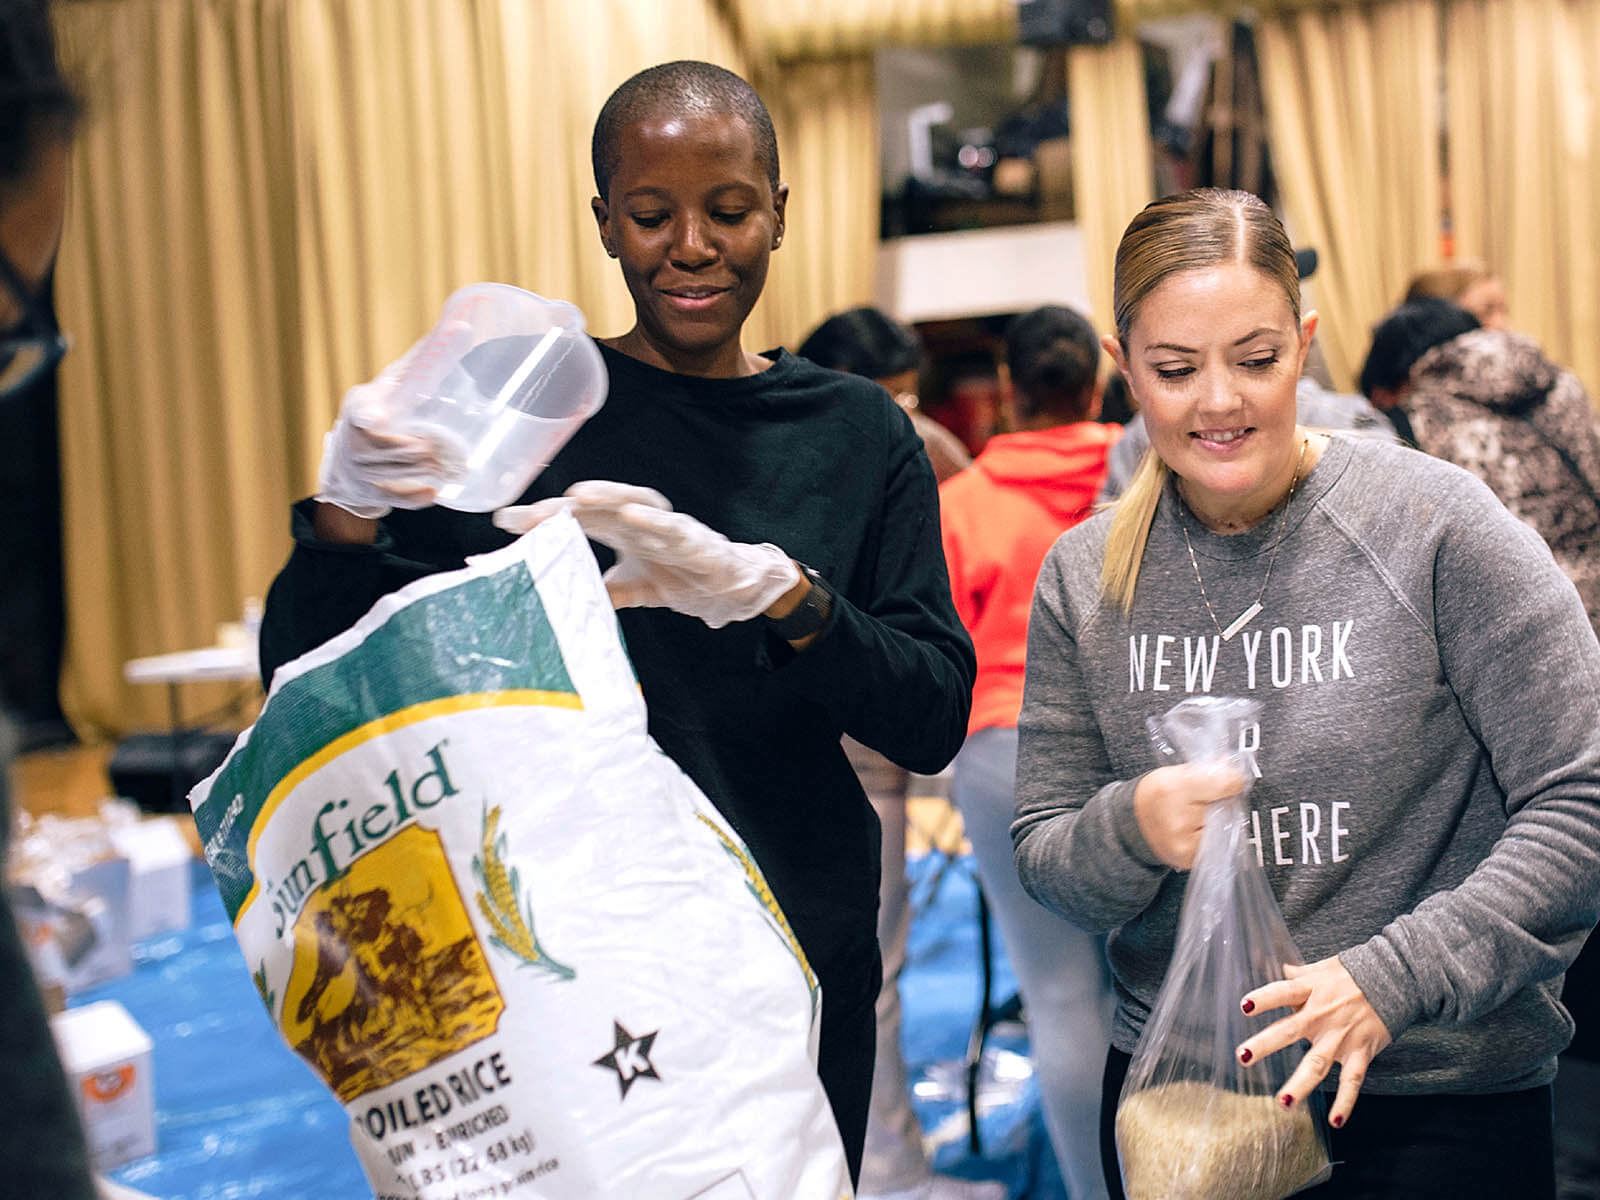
[593,1020,660,1099]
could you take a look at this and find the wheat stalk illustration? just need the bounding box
[253,961,275,1015]
[695,811,819,1011]
[472,804,574,981]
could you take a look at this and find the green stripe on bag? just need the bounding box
[195,562,577,916]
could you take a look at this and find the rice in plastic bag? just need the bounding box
[1114,696,1331,1200]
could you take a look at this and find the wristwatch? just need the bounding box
[765,563,833,641]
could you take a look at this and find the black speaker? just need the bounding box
[108,731,236,814]
[1018,0,1114,46]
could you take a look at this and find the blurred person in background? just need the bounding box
[1404,261,1510,331]
[797,304,1000,1200]
[1355,295,1481,445]
[939,304,1121,1200]
[926,346,1010,459]
[799,306,972,485]
[1392,313,1600,626]
[1097,246,1397,504]
[1357,295,1600,629]
[0,0,98,1195]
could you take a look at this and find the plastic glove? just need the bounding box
[494,481,801,628]
[315,331,469,519]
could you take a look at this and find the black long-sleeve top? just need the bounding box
[260,344,975,1001]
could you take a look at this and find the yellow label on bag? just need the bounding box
[284,824,505,1102]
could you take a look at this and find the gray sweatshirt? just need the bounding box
[1015,434,1600,1094]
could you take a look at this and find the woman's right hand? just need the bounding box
[1132,762,1248,869]
[315,383,455,519]
[315,328,469,520]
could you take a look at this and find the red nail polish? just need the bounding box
[1280,1094,1294,1108]
[1242,999,1255,1014]
[1331,1114,1345,1129]
[1238,1048,1252,1064]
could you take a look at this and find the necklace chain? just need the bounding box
[1177,438,1309,642]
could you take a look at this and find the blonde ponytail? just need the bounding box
[1100,447,1168,612]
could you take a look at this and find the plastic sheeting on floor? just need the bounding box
[900,852,1067,1200]
[87,858,366,1199]
[82,854,1068,1199]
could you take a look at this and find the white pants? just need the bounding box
[846,736,930,1192]
[952,726,1115,1200]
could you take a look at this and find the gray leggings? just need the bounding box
[952,726,1116,1200]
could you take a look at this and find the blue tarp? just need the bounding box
[82,853,1068,1199]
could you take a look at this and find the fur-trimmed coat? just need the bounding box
[1404,329,1600,634]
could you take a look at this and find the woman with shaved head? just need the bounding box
[262,61,975,1185]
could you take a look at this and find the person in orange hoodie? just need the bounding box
[939,304,1120,1200]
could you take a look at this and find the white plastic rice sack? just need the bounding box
[190,513,852,1200]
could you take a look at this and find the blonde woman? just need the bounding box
[1013,188,1600,1198]
[1403,261,1510,330]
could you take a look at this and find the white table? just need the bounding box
[122,645,259,810]
[123,645,258,687]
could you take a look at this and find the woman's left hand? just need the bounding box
[495,481,801,628]
[1236,956,1393,1129]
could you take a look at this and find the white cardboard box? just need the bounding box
[107,817,194,940]
[50,1001,156,1171]
[14,853,134,994]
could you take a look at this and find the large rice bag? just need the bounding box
[190,513,852,1199]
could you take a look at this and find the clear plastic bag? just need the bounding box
[1114,696,1332,1200]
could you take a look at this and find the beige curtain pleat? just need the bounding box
[54,0,300,735]
[750,55,879,348]
[1067,38,1156,336]
[1445,0,1600,397]
[737,0,1016,60]
[285,0,520,449]
[1257,0,1441,391]
[1444,0,1496,274]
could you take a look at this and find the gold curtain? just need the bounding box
[1067,38,1156,335]
[750,55,879,349]
[735,0,1015,59]
[49,0,881,736]
[1256,0,1442,391]
[1445,0,1600,396]
[53,0,302,734]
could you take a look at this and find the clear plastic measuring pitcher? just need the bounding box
[392,283,607,512]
